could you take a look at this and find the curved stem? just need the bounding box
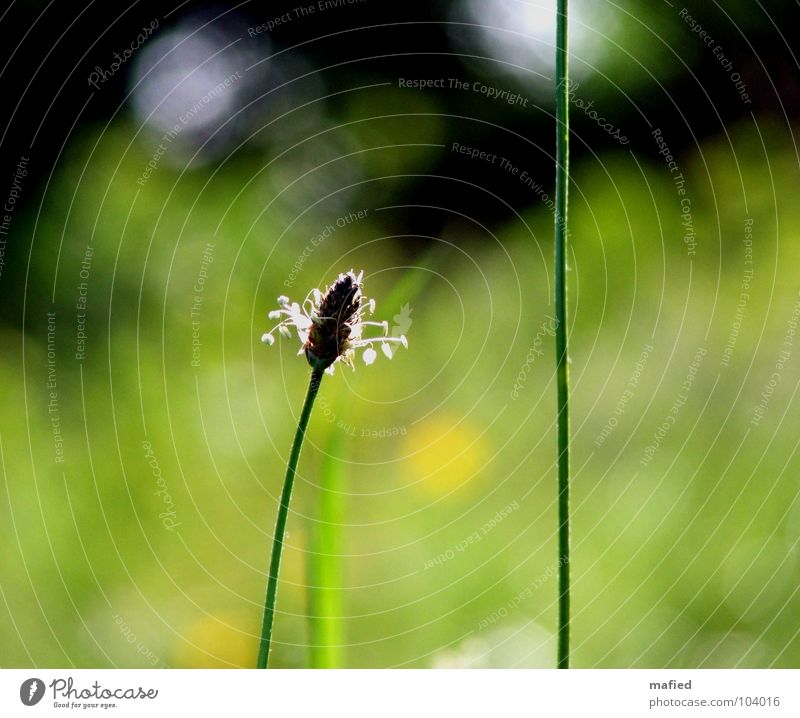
[257,368,324,668]
[555,0,571,669]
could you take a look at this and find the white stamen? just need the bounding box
[261,333,275,345]
[363,347,377,365]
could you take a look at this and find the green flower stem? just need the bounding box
[554,0,571,669]
[257,367,324,669]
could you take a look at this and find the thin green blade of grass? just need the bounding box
[554,0,572,669]
[308,417,348,669]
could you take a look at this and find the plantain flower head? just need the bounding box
[261,270,408,374]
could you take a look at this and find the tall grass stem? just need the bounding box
[554,0,571,669]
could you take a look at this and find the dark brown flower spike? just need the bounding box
[262,269,408,374]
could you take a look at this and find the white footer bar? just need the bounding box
[1,669,797,717]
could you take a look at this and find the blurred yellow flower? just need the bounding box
[172,613,259,668]
[404,415,490,496]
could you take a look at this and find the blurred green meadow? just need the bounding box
[2,115,798,668]
[1,1,800,669]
